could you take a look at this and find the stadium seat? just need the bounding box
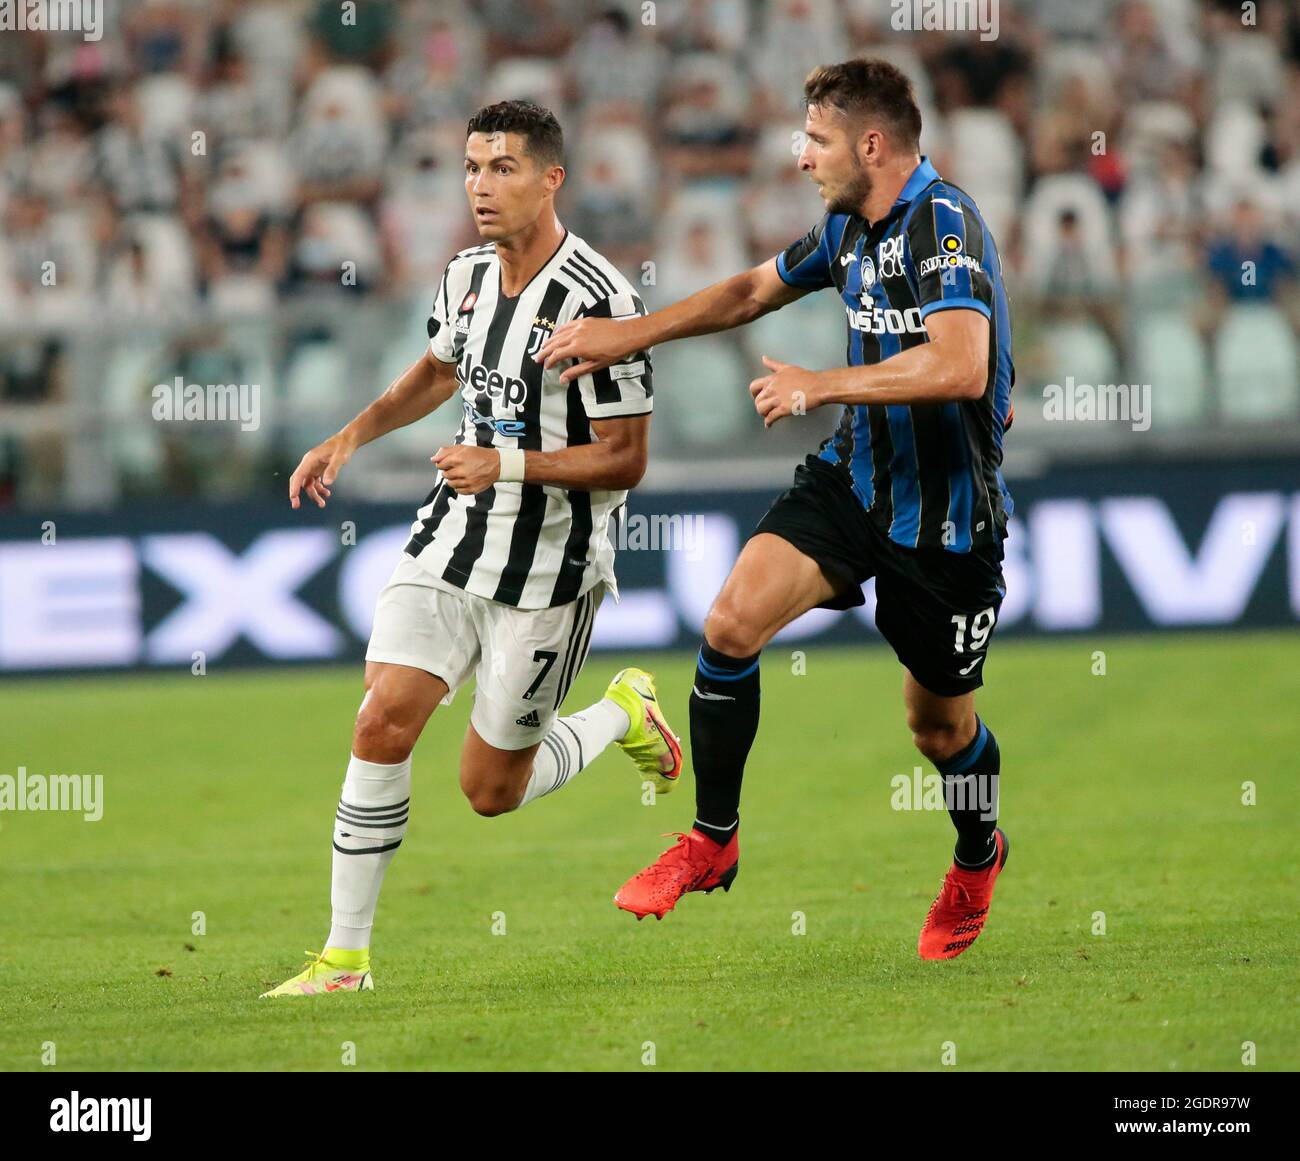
[300,64,385,136]
[1133,310,1207,426]
[219,322,278,457]
[483,58,563,116]
[944,109,1023,242]
[104,340,169,483]
[573,124,658,217]
[1213,304,1300,421]
[1205,101,1266,180]
[656,186,750,275]
[742,293,845,374]
[650,337,753,450]
[1039,44,1115,108]
[282,339,352,448]
[1040,319,1119,396]
[377,341,461,455]
[1210,31,1285,110]
[217,140,297,217]
[1123,101,1197,163]
[132,216,198,308]
[136,74,196,142]
[1021,175,1118,290]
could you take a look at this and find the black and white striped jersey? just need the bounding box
[405,229,653,609]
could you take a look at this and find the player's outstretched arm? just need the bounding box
[536,258,805,385]
[288,349,458,509]
[818,308,989,405]
[750,309,989,427]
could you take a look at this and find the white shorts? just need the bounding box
[365,554,603,750]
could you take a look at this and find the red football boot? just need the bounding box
[918,828,1010,960]
[614,829,739,920]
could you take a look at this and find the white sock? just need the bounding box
[517,698,630,808]
[326,753,411,951]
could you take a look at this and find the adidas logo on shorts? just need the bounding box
[515,710,541,728]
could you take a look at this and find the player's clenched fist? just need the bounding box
[433,445,501,494]
[749,355,820,428]
[289,434,355,509]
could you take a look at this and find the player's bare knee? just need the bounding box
[353,700,417,764]
[912,722,968,765]
[463,782,517,817]
[704,602,762,658]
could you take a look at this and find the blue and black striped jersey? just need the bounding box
[776,156,1014,553]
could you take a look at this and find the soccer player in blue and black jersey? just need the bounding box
[539,59,1014,958]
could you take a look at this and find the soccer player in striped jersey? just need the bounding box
[540,60,1014,959]
[262,101,680,997]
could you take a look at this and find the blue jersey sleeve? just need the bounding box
[776,214,841,290]
[905,191,995,321]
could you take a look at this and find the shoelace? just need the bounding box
[644,831,728,893]
[924,871,974,925]
[295,949,331,976]
[641,832,697,883]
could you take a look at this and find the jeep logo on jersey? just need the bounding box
[846,301,926,335]
[457,353,529,409]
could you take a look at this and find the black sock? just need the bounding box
[935,717,1000,869]
[693,816,738,846]
[689,642,760,844]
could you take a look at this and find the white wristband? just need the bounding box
[497,448,526,482]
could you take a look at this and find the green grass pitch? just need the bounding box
[1,631,1296,1071]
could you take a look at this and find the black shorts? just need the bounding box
[752,456,1007,697]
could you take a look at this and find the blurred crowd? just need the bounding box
[2,0,1299,506]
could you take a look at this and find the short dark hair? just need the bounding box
[803,58,922,152]
[466,100,564,169]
